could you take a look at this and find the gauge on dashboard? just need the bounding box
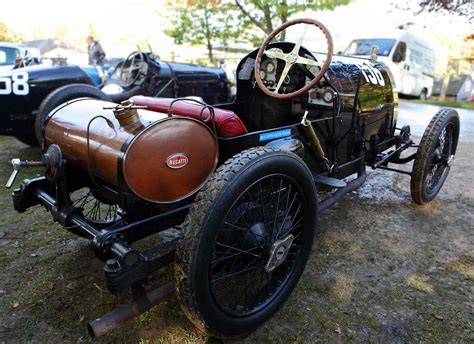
[259,70,266,80]
[322,89,334,103]
[266,62,275,73]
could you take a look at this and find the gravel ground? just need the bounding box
[0,103,472,343]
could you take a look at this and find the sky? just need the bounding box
[0,0,471,70]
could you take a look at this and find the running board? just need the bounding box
[318,170,367,213]
[314,175,347,188]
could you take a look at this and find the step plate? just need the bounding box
[314,175,347,188]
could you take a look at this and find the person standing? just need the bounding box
[86,35,106,66]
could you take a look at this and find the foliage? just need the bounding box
[233,0,351,43]
[0,22,21,43]
[391,0,474,26]
[418,0,473,17]
[163,0,351,61]
[163,0,242,63]
[413,99,474,110]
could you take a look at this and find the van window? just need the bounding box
[410,48,423,66]
[393,42,407,62]
[345,39,396,56]
[409,48,435,76]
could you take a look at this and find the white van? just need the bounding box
[344,31,435,99]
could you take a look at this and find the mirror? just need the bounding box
[393,52,403,63]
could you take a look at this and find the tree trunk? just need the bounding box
[439,61,452,100]
[279,0,288,41]
[203,3,214,64]
[207,41,214,64]
[263,3,273,34]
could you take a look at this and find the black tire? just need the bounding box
[35,84,112,147]
[419,89,428,101]
[411,108,460,204]
[176,147,318,338]
[14,135,39,146]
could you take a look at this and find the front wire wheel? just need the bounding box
[176,147,318,338]
[411,108,460,204]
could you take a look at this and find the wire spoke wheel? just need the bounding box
[411,108,459,204]
[210,175,304,317]
[71,188,122,226]
[176,147,317,338]
[425,124,453,194]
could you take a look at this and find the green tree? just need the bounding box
[233,0,352,43]
[164,0,242,63]
[0,22,20,42]
[163,0,351,61]
[391,0,473,26]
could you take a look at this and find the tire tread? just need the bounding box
[411,108,459,204]
[175,146,276,336]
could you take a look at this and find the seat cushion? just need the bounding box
[130,96,248,138]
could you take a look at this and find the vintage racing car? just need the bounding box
[6,18,459,338]
[101,50,231,105]
[0,50,231,146]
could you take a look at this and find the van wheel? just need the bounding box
[176,147,318,338]
[35,84,111,148]
[419,89,428,101]
[411,108,460,204]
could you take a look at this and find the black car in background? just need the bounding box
[0,50,231,146]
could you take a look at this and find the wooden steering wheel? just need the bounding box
[120,51,147,88]
[254,18,333,100]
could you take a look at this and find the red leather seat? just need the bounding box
[130,96,248,138]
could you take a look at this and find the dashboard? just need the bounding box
[258,52,335,108]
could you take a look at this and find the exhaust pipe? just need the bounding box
[318,169,366,213]
[87,281,175,338]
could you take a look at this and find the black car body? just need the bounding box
[0,65,95,144]
[0,52,231,145]
[102,52,231,104]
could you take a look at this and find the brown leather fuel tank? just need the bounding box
[44,98,218,203]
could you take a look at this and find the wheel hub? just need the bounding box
[286,52,298,64]
[265,234,294,272]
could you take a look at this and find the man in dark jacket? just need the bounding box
[86,35,106,66]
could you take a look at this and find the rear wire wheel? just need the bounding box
[70,188,122,228]
[411,108,460,204]
[35,84,112,148]
[176,147,318,338]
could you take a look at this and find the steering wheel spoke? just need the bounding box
[275,62,293,94]
[291,26,307,55]
[264,49,288,61]
[296,56,321,67]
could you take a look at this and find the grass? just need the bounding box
[0,136,473,343]
[412,99,474,110]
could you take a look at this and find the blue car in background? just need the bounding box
[80,65,103,86]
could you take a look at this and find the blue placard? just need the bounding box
[259,128,291,142]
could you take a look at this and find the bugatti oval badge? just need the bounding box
[166,153,189,169]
